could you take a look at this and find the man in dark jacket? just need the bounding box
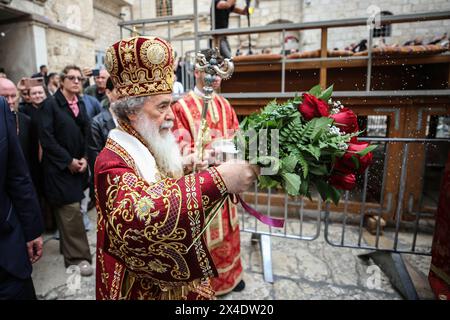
[87,77,117,211]
[32,65,49,86]
[79,93,103,226]
[0,96,44,299]
[0,78,38,170]
[37,65,93,276]
[84,69,109,103]
[213,0,249,58]
[89,77,117,162]
[82,94,102,120]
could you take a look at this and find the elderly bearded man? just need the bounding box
[94,36,258,300]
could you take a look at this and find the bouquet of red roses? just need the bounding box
[237,84,376,205]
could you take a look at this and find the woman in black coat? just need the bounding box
[36,65,92,276]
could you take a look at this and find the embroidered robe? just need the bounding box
[171,90,243,295]
[94,125,228,300]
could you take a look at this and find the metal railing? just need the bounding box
[239,137,449,256]
[198,9,450,95]
[324,137,449,255]
[240,184,323,241]
[117,6,450,98]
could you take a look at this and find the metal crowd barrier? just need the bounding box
[324,137,449,255]
[239,137,449,298]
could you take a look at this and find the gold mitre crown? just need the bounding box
[104,36,174,99]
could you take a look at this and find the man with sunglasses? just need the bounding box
[36,65,93,277]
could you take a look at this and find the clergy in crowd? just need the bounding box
[171,49,245,295]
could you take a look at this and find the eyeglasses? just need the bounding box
[65,75,84,82]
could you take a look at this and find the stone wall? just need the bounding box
[46,28,95,73]
[8,0,45,16]
[2,0,448,79]
[0,21,37,83]
[44,0,95,35]
[93,0,125,53]
[0,0,132,77]
[300,0,450,51]
[39,0,95,72]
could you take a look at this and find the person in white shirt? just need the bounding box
[172,72,184,99]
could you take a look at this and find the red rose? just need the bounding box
[334,142,373,174]
[330,108,359,133]
[298,93,329,120]
[329,172,356,190]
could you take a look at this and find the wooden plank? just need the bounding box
[229,97,450,116]
[404,100,427,216]
[242,193,385,217]
[228,64,450,93]
[232,55,450,73]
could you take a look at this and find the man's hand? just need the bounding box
[78,158,88,173]
[217,0,237,10]
[204,148,219,166]
[68,158,82,174]
[183,153,209,174]
[82,67,93,78]
[216,160,259,194]
[27,236,43,264]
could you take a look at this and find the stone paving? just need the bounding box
[32,208,433,300]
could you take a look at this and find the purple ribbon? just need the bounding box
[235,195,285,228]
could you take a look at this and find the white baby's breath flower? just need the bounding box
[330,108,340,115]
[338,142,348,150]
[332,100,345,110]
[329,125,341,135]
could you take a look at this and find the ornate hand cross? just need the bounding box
[194,48,234,161]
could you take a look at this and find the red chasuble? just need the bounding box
[94,133,228,300]
[172,90,243,295]
[428,152,450,300]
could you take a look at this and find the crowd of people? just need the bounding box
[0,63,120,299]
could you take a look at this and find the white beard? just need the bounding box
[135,116,184,179]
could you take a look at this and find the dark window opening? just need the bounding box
[358,115,389,137]
[373,11,393,38]
[95,51,105,69]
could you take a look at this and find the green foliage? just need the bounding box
[308,84,322,97]
[237,84,374,205]
[258,175,281,189]
[281,172,301,196]
[281,155,298,173]
[356,144,378,157]
[319,84,334,102]
[315,179,342,206]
